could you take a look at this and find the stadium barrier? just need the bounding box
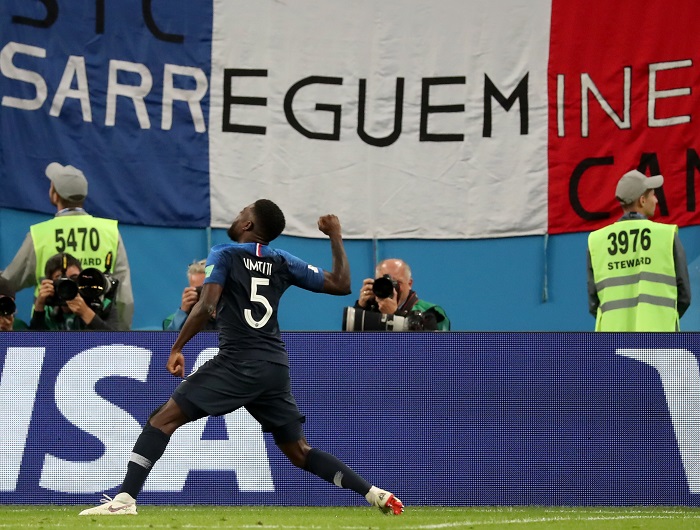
[0,331,698,506]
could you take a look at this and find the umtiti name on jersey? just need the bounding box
[244,258,273,276]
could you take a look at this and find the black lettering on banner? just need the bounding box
[607,227,651,255]
[419,77,466,142]
[357,78,404,147]
[284,76,343,141]
[483,73,529,137]
[11,0,58,28]
[686,148,700,212]
[222,69,268,135]
[569,156,614,221]
[54,228,100,253]
[143,0,184,43]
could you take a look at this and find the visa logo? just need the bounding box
[0,346,274,494]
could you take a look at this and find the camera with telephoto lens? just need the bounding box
[78,268,119,311]
[0,296,16,317]
[342,307,438,331]
[45,268,118,309]
[372,274,399,299]
[45,277,80,306]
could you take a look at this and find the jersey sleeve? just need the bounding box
[278,250,325,292]
[203,245,229,286]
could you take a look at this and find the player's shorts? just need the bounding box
[172,356,305,444]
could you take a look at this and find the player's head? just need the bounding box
[227,199,286,243]
[252,199,285,241]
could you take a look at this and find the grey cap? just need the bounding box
[45,162,88,201]
[615,170,663,203]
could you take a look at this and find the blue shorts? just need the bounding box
[172,356,305,444]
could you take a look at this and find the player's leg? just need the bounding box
[247,361,403,515]
[117,398,191,499]
[79,387,205,515]
[274,428,403,515]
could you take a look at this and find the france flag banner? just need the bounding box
[1,1,699,239]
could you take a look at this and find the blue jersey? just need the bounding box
[204,242,325,365]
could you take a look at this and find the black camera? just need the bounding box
[342,307,438,331]
[0,296,16,317]
[78,268,119,316]
[45,277,79,306]
[195,286,203,296]
[372,274,398,299]
[45,268,118,308]
[78,268,118,301]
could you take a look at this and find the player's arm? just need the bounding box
[317,214,351,295]
[168,282,222,377]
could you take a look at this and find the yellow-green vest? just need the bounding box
[588,219,678,331]
[30,215,119,294]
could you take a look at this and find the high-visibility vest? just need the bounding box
[30,215,119,294]
[588,219,678,331]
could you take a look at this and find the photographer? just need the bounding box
[30,252,118,331]
[162,259,216,331]
[0,162,133,330]
[354,258,450,331]
[0,277,28,330]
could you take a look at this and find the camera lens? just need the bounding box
[372,275,396,299]
[78,268,109,301]
[55,278,79,301]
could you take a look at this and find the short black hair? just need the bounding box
[253,199,286,242]
[44,252,81,278]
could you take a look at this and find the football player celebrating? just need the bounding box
[79,200,403,516]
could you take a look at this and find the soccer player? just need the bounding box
[79,199,404,516]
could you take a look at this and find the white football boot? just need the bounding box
[366,485,404,515]
[78,492,137,515]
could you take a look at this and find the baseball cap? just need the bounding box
[45,162,88,201]
[615,170,664,203]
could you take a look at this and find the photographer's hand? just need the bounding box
[376,289,399,314]
[66,294,96,325]
[180,287,199,312]
[358,278,375,308]
[34,279,54,312]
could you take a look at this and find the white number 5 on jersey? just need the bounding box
[244,278,273,328]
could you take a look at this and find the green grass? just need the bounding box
[1,505,700,529]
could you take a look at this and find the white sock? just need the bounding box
[365,485,382,505]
